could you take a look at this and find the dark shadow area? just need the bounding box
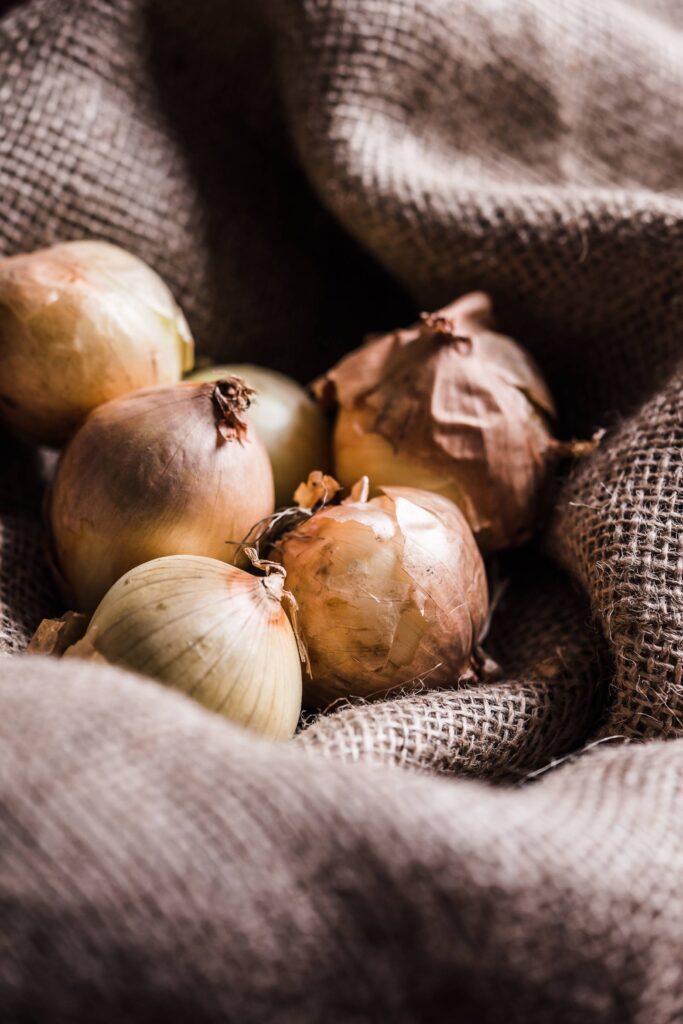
[143,0,414,382]
[0,431,60,649]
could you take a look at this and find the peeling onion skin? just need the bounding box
[189,364,330,507]
[279,486,488,707]
[85,555,302,740]
[316,292,556,551]
[0,240,194,446]
[51,380,275,613]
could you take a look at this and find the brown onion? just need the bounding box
[0,240,194,445]
[51,378,274,612]
[278,480,488,707]
[189,363,330,507]
[315,292,556,550]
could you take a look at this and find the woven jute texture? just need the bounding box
[1,0,683,1018]
[551,373,683,741]
[2,657,682,1024]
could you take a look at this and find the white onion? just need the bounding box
[80,555,303,740]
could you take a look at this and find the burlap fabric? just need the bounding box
[1,0,683,1018]
[1,656,681,1024]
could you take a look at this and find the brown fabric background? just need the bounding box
[1,0,683,1019]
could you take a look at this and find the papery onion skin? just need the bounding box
[278,485,488,707]
[315,292,556,551]
[0,240,194,445]
[189,364,330,507]
[51,379,274,613]
[84,555,302,740]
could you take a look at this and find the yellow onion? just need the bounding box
[315,292,556,550]
[189,364,330,507]
[51,378,274,613]
[278,480,488,707]
[0,240,194,445]
[75,555,303,740]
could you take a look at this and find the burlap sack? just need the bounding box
[1,656,681,1024]
[1,0,683,1018]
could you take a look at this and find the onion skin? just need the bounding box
[84,555,302,740]
[51,380,274,613]
[189,364,330,507]
[279,485,488,707]
[0,240,194,445]
[315,292,556,551]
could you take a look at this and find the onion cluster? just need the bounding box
[13,235,570,738]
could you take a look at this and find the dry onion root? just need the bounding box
[275,476,489,708]
[72,554,303,740]
[189,364,330,508]
[51,377,274,613]
[315,292,557,551]
[0,240,194,445]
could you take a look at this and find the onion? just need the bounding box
[189,364,329,507]
[0,240,194,445]
[278,480,489,707]
[74,555,303,740]
[51,378,274,613]
[314,292,556,550]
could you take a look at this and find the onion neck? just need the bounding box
[419,312,472,353]
[244,545,287,602]
[212,377,255,442]
[262,573,285,602]
[246,548,308,669]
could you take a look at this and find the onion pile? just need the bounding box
[11,234,571,740]
[0,240,194,445]
[315,292,557,550]
[51,377,274,613]
[276,478,489,707]
[189,363,330,507]
[75,555,303,740]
